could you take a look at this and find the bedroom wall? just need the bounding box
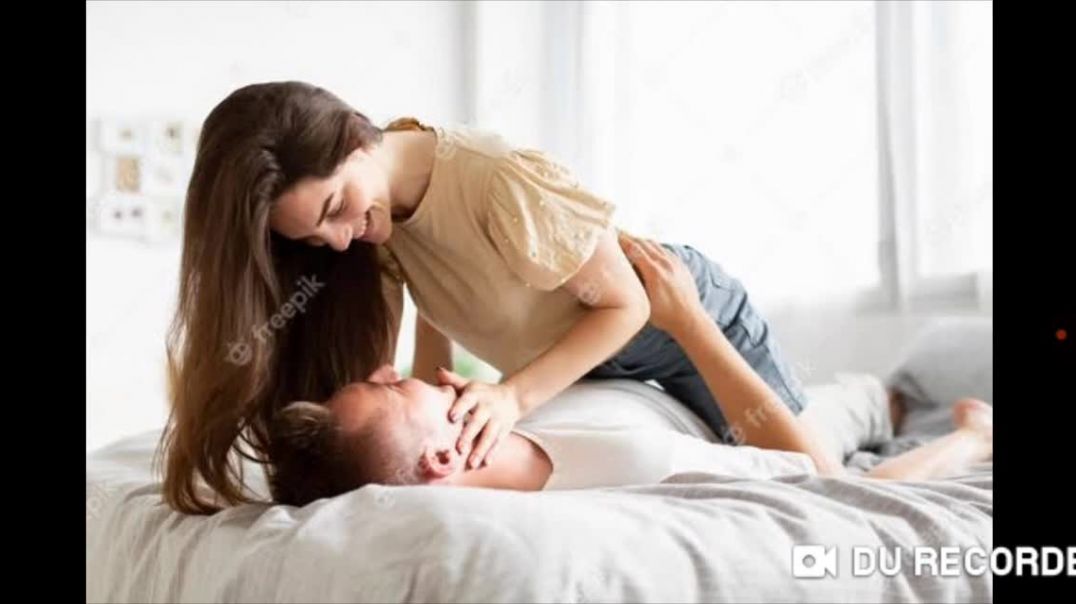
[764,308,989,386]
[86,1,470,452]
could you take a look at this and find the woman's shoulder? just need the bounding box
[383,116,434,133]
[385,116,516,161]
[441,123,517,162]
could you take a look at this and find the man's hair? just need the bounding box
[265,401,420,506]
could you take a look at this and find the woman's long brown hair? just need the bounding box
[156,81,391,514]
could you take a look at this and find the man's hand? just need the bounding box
[617,233,705,336]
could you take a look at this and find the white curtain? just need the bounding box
[877,0,993,311]
[468,0,992,313]
[510,1,883,306]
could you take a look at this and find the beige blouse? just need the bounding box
[378,117,617,376]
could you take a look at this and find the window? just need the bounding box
[578,1,881,305]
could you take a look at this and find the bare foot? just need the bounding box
[952,398,993,460]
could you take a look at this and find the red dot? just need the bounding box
[1058,329,1068,342]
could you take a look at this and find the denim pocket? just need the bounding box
[734,299,768,346]
[705,260,734,290]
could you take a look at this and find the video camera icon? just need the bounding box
[792,545,838,578]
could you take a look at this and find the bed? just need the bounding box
[86,319,993,603]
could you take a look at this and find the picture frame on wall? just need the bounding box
[90,117,193,243]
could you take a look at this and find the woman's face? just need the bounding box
[270,147,393,250]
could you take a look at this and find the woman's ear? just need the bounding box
[367,364,401,384]
[418,445,460,482]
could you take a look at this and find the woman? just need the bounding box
[160,81,808,513]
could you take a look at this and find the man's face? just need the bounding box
[328,365,463,480]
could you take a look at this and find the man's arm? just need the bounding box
[668,310,842,475]
[619,235,843,476]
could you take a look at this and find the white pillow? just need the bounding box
[885,317,992,437]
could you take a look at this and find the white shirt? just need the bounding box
[513,380,818,490]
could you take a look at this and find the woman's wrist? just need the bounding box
[500,377,533,415]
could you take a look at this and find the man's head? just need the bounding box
[267,365,465,506]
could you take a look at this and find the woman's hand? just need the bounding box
[436,368,522,469]
[618,232,705,336]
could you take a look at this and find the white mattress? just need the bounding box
[87,380,992,602]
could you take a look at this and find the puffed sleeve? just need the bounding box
[486,148,616,291]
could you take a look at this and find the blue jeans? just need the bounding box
[585,243,807,443]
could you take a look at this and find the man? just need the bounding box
[266,236,992,507]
